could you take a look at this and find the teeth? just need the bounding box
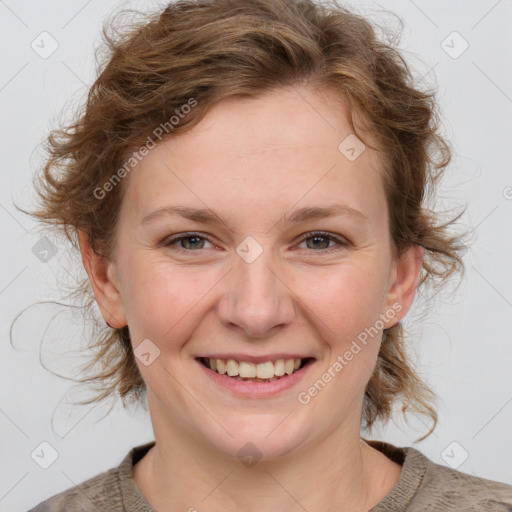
[284,359,295,375]
[216,359,227,375]
[239,361,256,378]
[274,359,285,376]
[226,359,238,377]
[205,357,305,379]
[256,361,274,379]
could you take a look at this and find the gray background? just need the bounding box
[1,0,511,510]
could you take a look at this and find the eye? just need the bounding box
[163,232,214,252]
[162,231,349,254]
[296,231,349,253]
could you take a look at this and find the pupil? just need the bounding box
[308,236,328,249]
[184,236,203,249]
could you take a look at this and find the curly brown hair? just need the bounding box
[21,0,465,440]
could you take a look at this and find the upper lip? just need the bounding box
[197,354,315,364]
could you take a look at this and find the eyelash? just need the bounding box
[163,231,349,255]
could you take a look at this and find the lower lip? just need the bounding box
[195,358,315,398]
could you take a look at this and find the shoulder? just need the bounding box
[26,465,121,512]
[367,440,512,511]
[413,450,512,511]
[26,441,156,512]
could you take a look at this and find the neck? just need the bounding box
[133,396,401,512]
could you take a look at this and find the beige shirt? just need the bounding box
[27,439,512,511]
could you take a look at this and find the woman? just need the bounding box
[25,0,512,510]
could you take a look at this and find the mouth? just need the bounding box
[196,356,315,383]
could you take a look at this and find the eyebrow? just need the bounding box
[140,203,368,227]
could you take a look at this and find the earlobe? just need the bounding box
[384,244,424,328]
[78,230,127,328]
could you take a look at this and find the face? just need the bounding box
[84,85,422,461]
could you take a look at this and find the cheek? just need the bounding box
[292,266,388,407]
[118,255,215,347]
[119,248,391,360]
[295,262,389,344]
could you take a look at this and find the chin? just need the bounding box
[197,412,310,463]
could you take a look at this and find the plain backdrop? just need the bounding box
[1,0,511,510]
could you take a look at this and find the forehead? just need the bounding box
[121,86,387,224]
[169,86,378,159]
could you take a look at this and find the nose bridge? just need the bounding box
[218,241,295,337]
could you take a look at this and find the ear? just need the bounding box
[78,230,127,328]
[383,244,424,329]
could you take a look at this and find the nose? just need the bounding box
[216,244,296,339]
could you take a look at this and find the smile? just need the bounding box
[198,357,313,382]
[195,356,316,397]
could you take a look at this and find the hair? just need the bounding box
[21,0,465,440]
